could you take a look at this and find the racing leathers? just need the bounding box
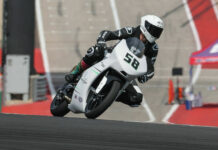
[66,26,159,106]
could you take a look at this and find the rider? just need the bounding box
[65,15,164,106]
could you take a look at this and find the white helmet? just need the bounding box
[140,15,164,43]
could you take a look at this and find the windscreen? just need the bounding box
[126,37,145,58]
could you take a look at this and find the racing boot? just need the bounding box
[65,60,89,83]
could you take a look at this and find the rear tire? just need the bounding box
[50,95,70,117]
[85,81,121,119]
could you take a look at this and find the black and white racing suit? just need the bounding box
[82,26,159,106]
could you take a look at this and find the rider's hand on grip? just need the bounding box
[94,43,106,58]
[138,71,154,83]
[96,40,107,49]
[137,74,148,83]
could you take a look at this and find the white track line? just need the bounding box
[110,0,155,122]
[35,0,56,98]
[162,0,202,123]
[183,0,202,90]
[183,0,202,51]
[211,0,218,20]
[110,0,121,29]
[162,104,179,124]
[134,86,156,122]
[141,99,156,122]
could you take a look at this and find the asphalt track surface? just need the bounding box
[1,113,218,150]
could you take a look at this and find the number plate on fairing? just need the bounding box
[111,40,147,76]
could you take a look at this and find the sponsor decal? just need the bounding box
[157,21,163,27]
[152,44,158,51]
[196,57,218,63]
[79,97,83,103]
[125,27,133,34]
[205,58,218,62]
[81,78,87,84]
[91,68,100,75]
[130,46,141,56]
[81,72,88,84]
[101,62,105,68]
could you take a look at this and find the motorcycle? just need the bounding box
[50,37,148,119]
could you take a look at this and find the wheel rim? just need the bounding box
[86,83,110,113]
[86,93,105,113]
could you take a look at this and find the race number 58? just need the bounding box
[124,53,139,70]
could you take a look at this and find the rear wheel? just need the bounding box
[85,80,121,119]
[50,95,70,117]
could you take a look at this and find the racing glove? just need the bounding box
[138,71,154,83]
[96,40,107,49]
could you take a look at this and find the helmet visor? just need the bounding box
[145,21,163,38]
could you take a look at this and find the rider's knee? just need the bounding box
[117,92,143,107]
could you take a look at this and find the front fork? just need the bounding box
[89,70,129,102]
[114,80,131,101]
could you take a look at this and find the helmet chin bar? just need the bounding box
[140,26,156,43]
[144,21,163,38]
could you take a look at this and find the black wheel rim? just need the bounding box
[86,93,104,113]
[86,84,111,113]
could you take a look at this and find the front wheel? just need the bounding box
[85,80,121,119]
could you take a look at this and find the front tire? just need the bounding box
[85,80,121,119]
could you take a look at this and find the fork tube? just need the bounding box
[114,81,130,100]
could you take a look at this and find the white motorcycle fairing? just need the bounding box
[68,39,148,113]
